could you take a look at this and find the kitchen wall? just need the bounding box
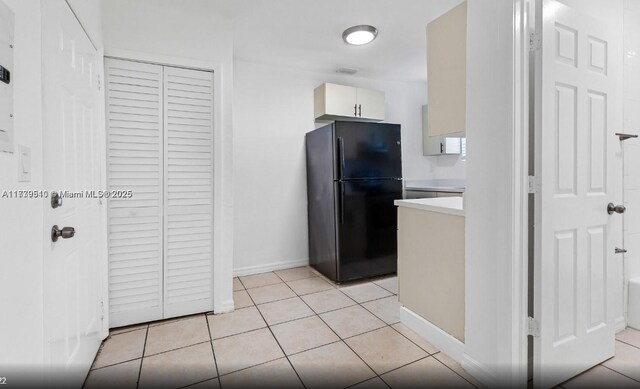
[101,0,236,310]
[232,60,459,274]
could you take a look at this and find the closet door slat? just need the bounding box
[163,66,214,317]
[106,58,164,327]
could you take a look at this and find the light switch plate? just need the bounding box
[18,145,30,182]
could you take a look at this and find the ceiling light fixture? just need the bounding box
[342,25,378,46]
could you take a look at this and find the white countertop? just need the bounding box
[394,197,465,217]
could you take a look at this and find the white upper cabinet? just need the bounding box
[314,83,385,122]
[426,1,467,137]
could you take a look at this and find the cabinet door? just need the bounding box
[427,1,466,136]
[357,88,385,121]
[325,83,358,118]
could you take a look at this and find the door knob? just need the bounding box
[607,203,626,215]
[615,247,627,254]
[51,225,75,242]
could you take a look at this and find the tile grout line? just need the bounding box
[327,272,477,387]
[239,272,308,389]
[431,353,480,388]
[204,314,222,388]
[275,271,391,387]
[615,337,640,351]
[599,363,640,384]
[136,324,150,389]
[351,280,478,388]
[94,270,456,388]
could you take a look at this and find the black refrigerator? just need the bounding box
[305,121,402,282]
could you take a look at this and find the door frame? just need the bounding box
[103,48,234,316]
[511,0,533,385]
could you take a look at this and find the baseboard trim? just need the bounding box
[233,258,309,277]
[213,299,235,314]
[400,306,465,362]
[615,315,627,333]
[461,353,497,388]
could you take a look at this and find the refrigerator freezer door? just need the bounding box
[336,179,402,281]
[306,125,338,280]
[335,122,402,180]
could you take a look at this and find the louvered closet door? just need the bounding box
[106,58,164,327]
[163,66,214,317]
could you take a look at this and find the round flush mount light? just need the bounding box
[342,25,378,46]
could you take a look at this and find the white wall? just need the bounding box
[232,60,460,274]
[463,0,522,384]
[0,0,44,374]
[624,0,640,312]
[67,0,103,48]
[101,0,235,311]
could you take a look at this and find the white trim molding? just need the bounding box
[233,258,309,277]
[461,353,498,388]
[510,0,533,385]
[399,306,465,363]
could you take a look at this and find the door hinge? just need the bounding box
[97,74,102,91]
[528,176,541,194]
[528,317,540,337]
[529,32,542,52]
[100,300,105,321]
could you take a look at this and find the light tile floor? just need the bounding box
[85,266,640,389]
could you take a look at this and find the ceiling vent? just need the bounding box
[336,67,358,75]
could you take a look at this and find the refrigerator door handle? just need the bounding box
[338,181,345,224]
[338,137,345,180]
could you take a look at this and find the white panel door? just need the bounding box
[105,58,164,327]
[163,66,214,317]
[535,0,623,386]
[42,0,105,384]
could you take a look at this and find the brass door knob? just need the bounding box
[51,225,75,242]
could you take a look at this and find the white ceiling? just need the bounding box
[220,0,463,83]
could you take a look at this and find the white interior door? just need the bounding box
[42,0,105,385]
[534,0,623,387]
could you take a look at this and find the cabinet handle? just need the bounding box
[358,104,362,117]
[354,104,358,117]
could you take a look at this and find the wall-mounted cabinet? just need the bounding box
[426,1,467,137]
[314,83,385,122]
[422,105,465,156]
